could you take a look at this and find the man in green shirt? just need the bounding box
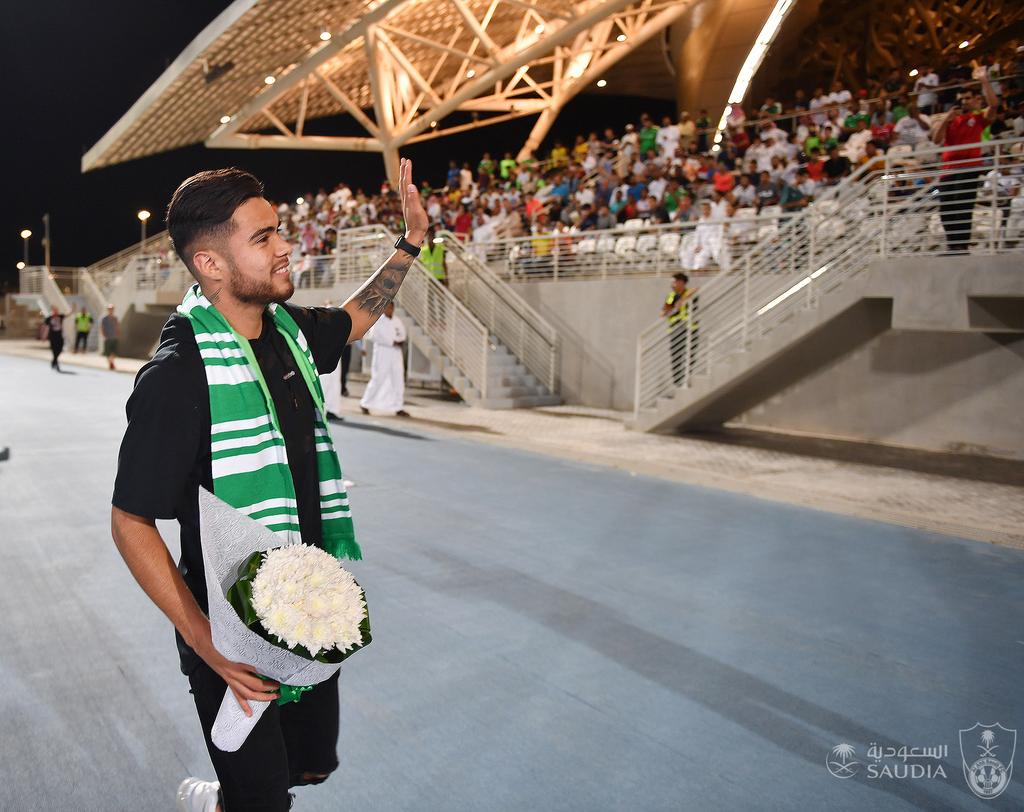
[639,114,659,156]
[843,110,870,132]
[477,153,495,189]
[499,152,517,180]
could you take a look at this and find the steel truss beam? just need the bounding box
[204,0,692,183]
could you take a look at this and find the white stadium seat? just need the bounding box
[636,234,658,254]
[658,232,681,254]
[614,236,637,255]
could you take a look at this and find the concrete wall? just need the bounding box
[510,276,673,411]
[670,0,775,119]
[733,329,1024,460]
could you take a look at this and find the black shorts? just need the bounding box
[187,661,340,811]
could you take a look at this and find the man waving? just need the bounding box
[111,160,427,811]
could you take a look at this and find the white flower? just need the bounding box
[250,544,366,657]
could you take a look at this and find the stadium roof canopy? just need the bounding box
[83,0,695,179]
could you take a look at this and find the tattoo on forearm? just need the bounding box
[353,251,414,316]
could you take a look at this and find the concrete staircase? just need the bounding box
[630,256,1024,433]
[395,304,560,408]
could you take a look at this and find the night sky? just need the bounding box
[3,1,672,291]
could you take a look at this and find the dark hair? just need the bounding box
[166,167,264,274]
[673,272,689,283]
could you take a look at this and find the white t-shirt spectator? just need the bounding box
[459,167,473,191]
[657,124,680,157]
[892,113,931,146]
[913,72,939,109]
[647,177,668,201]
[733,183,757,208]
[620,130,639,160]
[827,88,852,108]
[797,178,817,198]
[747,142,776,174]
[576,187,596,207]
[842,129,873,162]
[810,93,831,124]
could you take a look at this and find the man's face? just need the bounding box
[384,302,395,319]
[672,279,686,293]
[215,197,294,305]
[961,91,983,113]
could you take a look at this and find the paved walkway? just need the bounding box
[5,339,1018,549]
[3,350,1024,811]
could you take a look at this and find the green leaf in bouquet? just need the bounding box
[225,550,266,628]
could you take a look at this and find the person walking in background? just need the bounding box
[44,307,66,371]
[933,64,998,253]
[100,304,120,371]
[360,302,409,417]
[73,307,93,353]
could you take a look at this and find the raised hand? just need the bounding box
[399,157,428,243]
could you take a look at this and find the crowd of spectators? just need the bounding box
[274,51,1024,271]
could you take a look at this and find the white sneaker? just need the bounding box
[176,777,221,812]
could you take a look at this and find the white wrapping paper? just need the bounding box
[199,487,344,752]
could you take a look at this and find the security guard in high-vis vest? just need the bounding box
[420,226,447,285]
[73,308,93,353]
[663,272,693,325]
[662,272,695,385]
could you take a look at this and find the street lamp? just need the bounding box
[16,261,26,271]
[19,229,31,265]
[137,209,151,244]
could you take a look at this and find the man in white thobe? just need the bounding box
[360,302,409,416]
[679,202,729,272]
[319,300,345,420]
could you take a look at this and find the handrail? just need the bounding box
[706,71,1024,140]
[327,227,494,400]
[19,266,72,315]
[85,230,174,282]
[435,229,559,392]
[633,135,1024,419]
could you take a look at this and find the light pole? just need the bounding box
[19,229,31,266]
[138,209,151,244]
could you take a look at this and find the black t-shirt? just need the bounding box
[112,303,352,673]
[823,155,851,180]
[46,314,65,340]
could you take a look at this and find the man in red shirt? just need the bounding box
[932,68,998,252]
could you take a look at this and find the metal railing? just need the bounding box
[325,227,494,399]
[436,230,559,393]
[461,213,815,282]
[86,231,175,293]
[18,266,73,315]
[634,135,1024,418]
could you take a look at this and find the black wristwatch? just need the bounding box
[394,235,421,258]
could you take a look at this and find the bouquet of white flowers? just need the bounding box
[198,488,371,752]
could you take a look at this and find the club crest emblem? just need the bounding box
[826,743,860,779]
[959,723,1015,799]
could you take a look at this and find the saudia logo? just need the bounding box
[825,722,1017,798]
[959,723,1016,800]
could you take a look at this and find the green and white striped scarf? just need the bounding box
[178,284,360,560]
